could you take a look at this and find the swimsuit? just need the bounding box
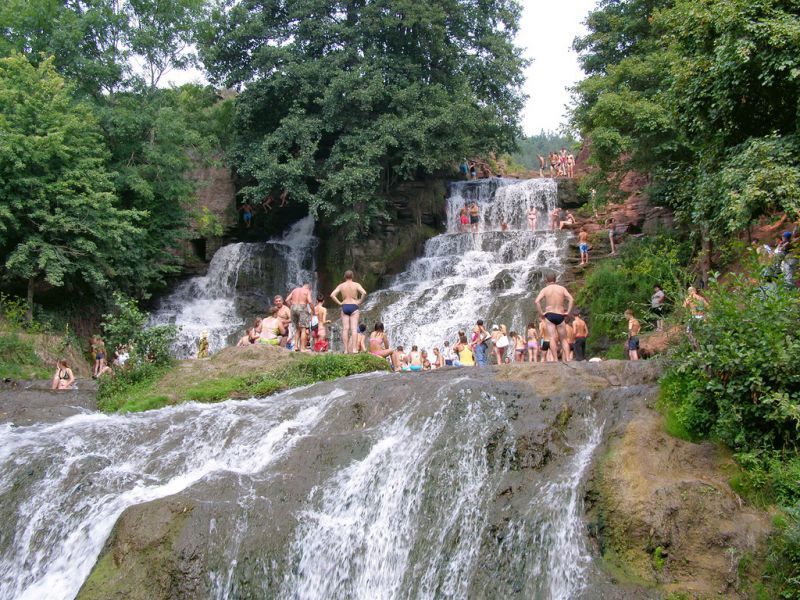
[409,365,422,372]
[627,336,640,351]
[59,370,70,380]
[243,211,252,222]
[527,341,537,349]
[96,352,105,361]
[579,243,589,253]
[291,304,311,328]
[469,214,479,225]
[545,312,565,326]
[460,214,469,225]
[540,340,550,351]
[342,303,359,316]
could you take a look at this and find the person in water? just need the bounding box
[535,273,574,364]
[527,207,537,231]
[469,201,480,233]
[330,270,367,353]
[51,359,75,390]
[286,282,315,352]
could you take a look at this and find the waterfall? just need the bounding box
[150,217,318,357]
[0,372,606,600]
[362,178,569,350]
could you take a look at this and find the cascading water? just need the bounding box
[0,369,631,600]
[361,178,570,350]
[150,217,318,357]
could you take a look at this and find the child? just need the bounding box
[92,336,106,378]
[512,331,526,362]
[539,316,553,362]
[526,321,539,363]
[197,331,209,359]
[442,341,455,366]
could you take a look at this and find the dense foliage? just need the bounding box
[0,2,231,311]
[200,0,526,234]
[575,234,691,352]
[659,268,800,597]
[572,0,800,236]
[511,131,577,171]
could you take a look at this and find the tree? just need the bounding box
[200,0,526,235]
[571,0,800,240]
[0,54,143,318]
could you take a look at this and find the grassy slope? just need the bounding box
[0,328,90,380]
[98,345,391,413]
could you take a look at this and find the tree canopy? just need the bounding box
[200,0,526,234]
[571,0,800,239]
[0,55,143,312]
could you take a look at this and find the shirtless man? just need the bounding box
[567,152,575,178]
[286,282,315,351]
[271,295,292,347]
[578,228,590,265]
[625,309,641,361]
[573,311,589,361]
[535,273,574,364]
[537,154,545,178]
[330,270,367,353]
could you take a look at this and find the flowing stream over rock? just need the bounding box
[150,216,318,357]
[0,364,663,600]
[362,178,569,350]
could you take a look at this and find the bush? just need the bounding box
[764,507,800,600]
[576,233,692,352]
[0,333,51,379]
[101,292,177,366]
[664,274,800,451]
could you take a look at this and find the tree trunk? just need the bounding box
[26,277,34,322]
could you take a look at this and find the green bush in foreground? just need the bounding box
[660,270,800,597]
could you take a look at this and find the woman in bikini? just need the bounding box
[368,322,399,369]
[527,208,537,231]
[51,359,75,390]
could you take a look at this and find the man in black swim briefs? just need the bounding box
[535,273,574,363]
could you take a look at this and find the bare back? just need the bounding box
[286,286,312,306]
[536,283,574,316]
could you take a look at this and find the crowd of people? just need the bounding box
[537,148,575,178]
[230,269,667,369]
[51,335,130,390]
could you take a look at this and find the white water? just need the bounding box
[150,216,318,357]
[0,374,604,600]
[0,388,345,600]
[363,178,569,350]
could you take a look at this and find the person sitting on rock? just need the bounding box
[51,359,75,390]
[559,211,576,230]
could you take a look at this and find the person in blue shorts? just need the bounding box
[578,228,590,266]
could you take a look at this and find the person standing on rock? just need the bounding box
[578,228,590,266]
[607,218,617,255]
[537,154,545,178]
[550,207,561,231]
[286,283,315,352]
[469,201,480,233]
[625,309,641,361]
[535,274,574,364]
[573,311,589,361]
[330,271,367,353]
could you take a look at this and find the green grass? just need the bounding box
[99,352,391,414]
[0,332,52,379]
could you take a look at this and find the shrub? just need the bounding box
[0,333,51,379]
[664,274,800,451]
[576,233,692,352]
[101,292,177,366]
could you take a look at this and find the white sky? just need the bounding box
[516,0,597,136]
[164,0,597,138]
